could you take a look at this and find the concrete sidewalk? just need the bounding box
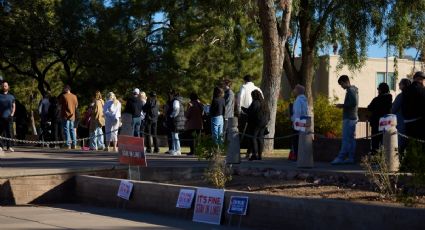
[0,204,249,229]
[0,146,364,179]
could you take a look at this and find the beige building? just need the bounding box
[282,55,423,108]
[282,55,423,138]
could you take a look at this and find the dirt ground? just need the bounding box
[162,175,425,208]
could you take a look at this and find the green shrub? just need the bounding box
[274,99,293,149]
[194,133,232,188]
[313,95,342,137]
[401,141,425,188]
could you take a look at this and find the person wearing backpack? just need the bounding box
[242,89,269,161]
[167,90,185,156]
[143,91,160,153]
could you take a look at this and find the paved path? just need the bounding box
[0,146,364,178]
[0,204,249,229]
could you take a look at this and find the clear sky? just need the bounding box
[367,43,418,59]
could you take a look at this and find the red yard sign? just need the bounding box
[118,135,147,166]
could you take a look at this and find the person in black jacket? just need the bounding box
[124,88,144,137]
[367,82,393,153]
[143,91,160,153]
[243,90,269,161]
[402,71,425,141]
[210,87,225,145]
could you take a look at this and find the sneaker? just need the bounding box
[113,147,118,152]
[331,157,345,165]
[153,149,160,154]
[6,147,14,152]
[146,149,152,153]
[171,151,181,156]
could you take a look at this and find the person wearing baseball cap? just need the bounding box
[133,88,140,95]
[402,71,425,140]
[124,88,143,137]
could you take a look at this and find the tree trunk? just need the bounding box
[257,0,292,153]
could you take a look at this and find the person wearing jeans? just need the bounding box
[89,91,105,151]
[59,85,78,149]
[168,90,185,156]
[124,88,144,137]
[63,119,76,148]
[332,75,358,165]
[210,87,225,145]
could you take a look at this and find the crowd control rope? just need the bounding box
[0,128,418,147]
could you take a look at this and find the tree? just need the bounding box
[284,0,387,104]
[159,0,263,101]
[257,0,292,152]
[0,0,63,96]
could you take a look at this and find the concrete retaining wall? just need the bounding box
[0,168,127,205]
[76,175,425,230]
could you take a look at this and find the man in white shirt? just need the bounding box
[237,75,262,158]
[237,75,263,114]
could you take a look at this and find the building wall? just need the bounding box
[282,55,422,108]
[327,56,420,107]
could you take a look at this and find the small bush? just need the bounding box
[204,152,232,188]
[401,140,425,189]
[361,149,398,198]
[313,95,342,137]
[194,133,232,188]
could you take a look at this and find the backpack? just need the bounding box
[144,99,159,122]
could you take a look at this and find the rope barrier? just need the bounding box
[398,132,425,144]
[2,127,425,146]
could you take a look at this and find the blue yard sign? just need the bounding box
[227,196,248,216]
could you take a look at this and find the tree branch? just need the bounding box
[278,0,292,38]
[310,0,342,47]
[42,58,62,76]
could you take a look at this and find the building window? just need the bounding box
[376,72,396,91]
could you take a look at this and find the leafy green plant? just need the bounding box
[194,133,232,188]
[313,95,343,137]
[401,141,425,189]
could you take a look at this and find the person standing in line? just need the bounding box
[143,91,160,153]
[103,92,121,152]
[38,92,50,142]
[222,79,234,136]
[138,91,147,137]
[48,96,61,148]
[290,85,309,160]
[0,81,15,152]
[124,88,143,137]
[58,85,78,149]
[237,75,262,158]
[164,91,174,154]
[391,78,411,158]
[168,90,185,155]
[331,75,358,165]
[210,87,225,145]
[185,93,204,155]
[367,82,392,153]
[402,71,425,141]
[89,91,105,151]
[242,90,269,161]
